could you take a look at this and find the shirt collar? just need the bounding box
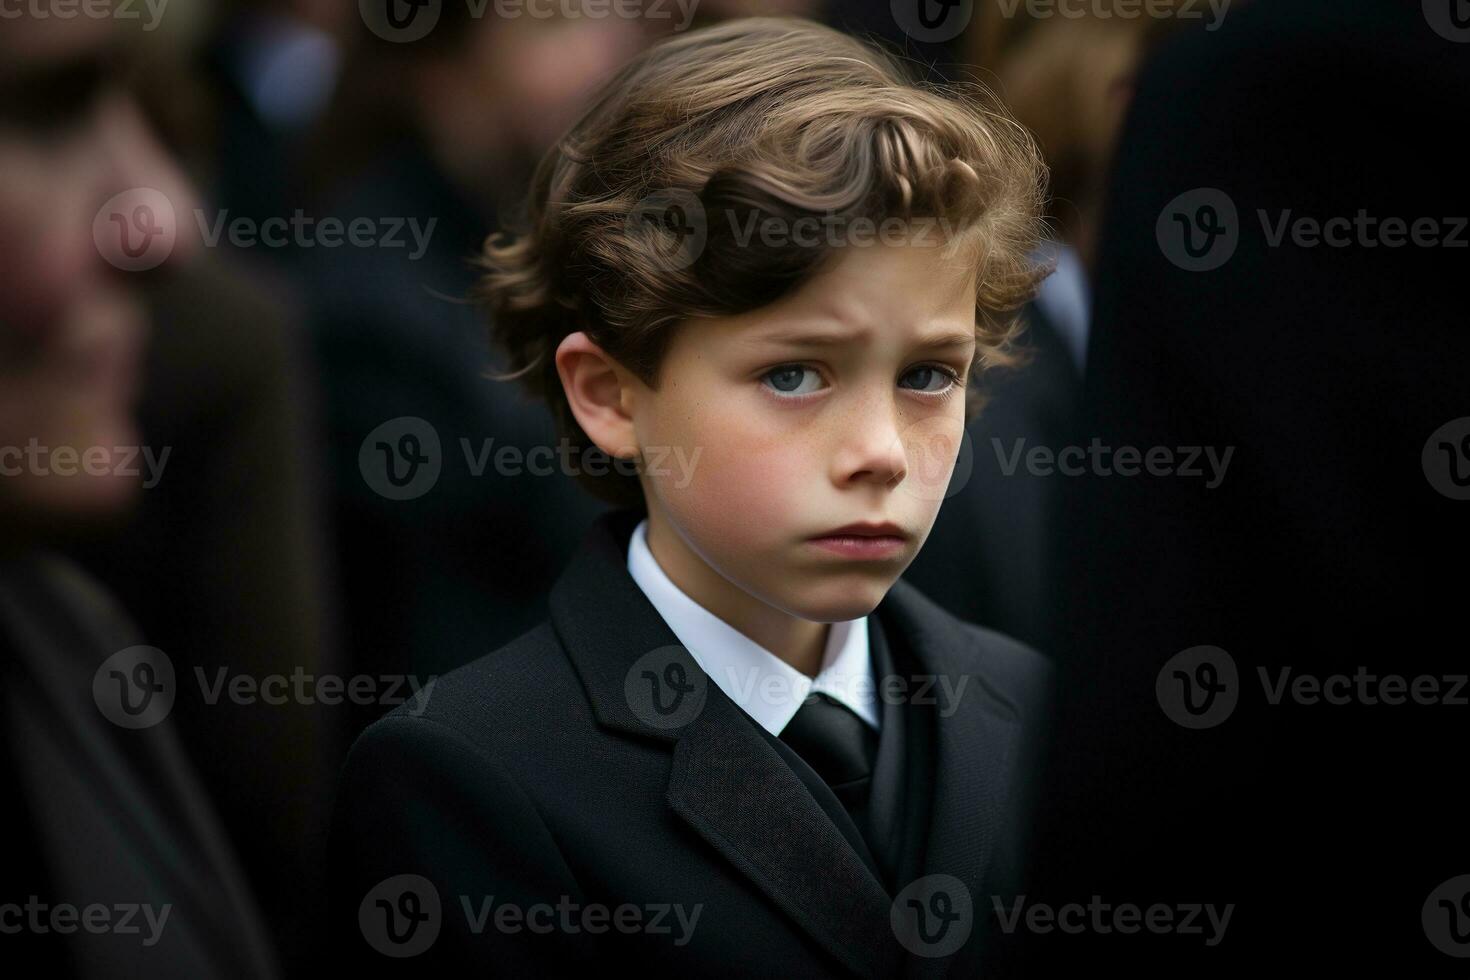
[626,517,880,736]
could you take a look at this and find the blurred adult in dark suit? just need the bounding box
[1022,0,1470,970]
[297,6,644,724]
[0,14,278,977]
[67,253,337,972]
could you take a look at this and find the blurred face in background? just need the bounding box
[0,14,195,533]
[410,7,647,196]
[994,16,1147,262]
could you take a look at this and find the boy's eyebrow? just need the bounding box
[740,325,977,351]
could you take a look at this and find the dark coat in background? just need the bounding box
[1023,2,1470,971]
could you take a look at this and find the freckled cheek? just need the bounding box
[659,409,817,544]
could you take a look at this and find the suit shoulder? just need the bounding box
[886,577,1053,715]
[960,620,1053,684]
[361,618,591,752]
[957,620,1053,715]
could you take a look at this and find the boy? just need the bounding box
[331,17,1052,976]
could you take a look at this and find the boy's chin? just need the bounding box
[776,578,893,624]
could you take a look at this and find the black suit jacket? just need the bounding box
[330,509,1051,976]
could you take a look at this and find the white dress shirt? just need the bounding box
[626,518,880,737]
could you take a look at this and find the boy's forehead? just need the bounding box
[757,242,979,334]
[734,292,977,352]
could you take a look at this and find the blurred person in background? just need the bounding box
[50,2,343,968]
[904,11,1154,647]
[197,0,349,237]
[0,10,281,977]
[1022,0,1470,970]
[297,4,648,719]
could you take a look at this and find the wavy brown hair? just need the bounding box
[476,17,1049,508]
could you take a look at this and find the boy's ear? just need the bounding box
[554,331,640,460]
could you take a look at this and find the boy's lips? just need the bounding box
[810,520,910,540]
[806,521,911,559]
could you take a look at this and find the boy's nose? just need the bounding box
[830,399,908,489]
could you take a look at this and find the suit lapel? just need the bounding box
[875,580,1024,973]
[666,690,904,978]
[551,510,904,978]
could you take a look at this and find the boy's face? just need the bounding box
[631,239,978,623]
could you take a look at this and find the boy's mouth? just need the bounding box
[806,521,910,559]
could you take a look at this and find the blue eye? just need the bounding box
[900,365,959,393]
[762,365,824,396]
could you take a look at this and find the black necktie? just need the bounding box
[779,691,880,838]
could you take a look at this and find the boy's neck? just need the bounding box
[643,510,830,678]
